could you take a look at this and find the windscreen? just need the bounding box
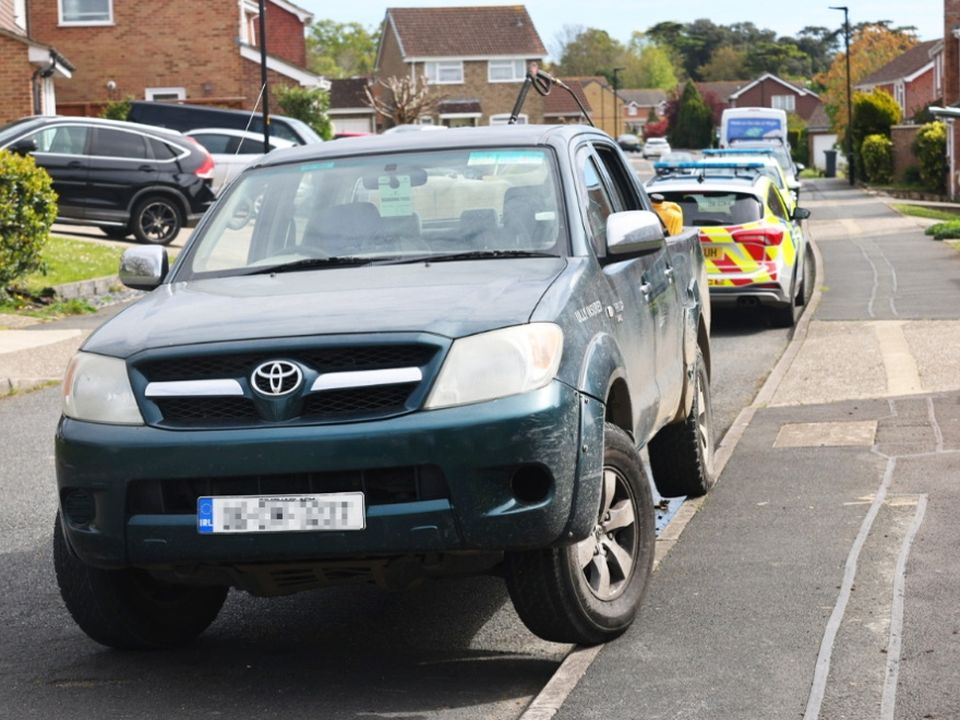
[181,147,565,278]
[658,191,763,227]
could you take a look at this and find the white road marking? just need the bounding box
[880,494,928,720]
[802,455,899,720]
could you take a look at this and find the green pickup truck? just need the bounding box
[54,125,714,649]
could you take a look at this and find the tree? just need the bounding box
[555,26,626,83]
[623,40,678,90]
[365,76,439,126]
[816,24,917,135]
[669,82,713,149]
[698,46,746,81]
[306,20,379,79]
[273,85,333,140]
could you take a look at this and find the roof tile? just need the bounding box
[387,6,547,58]
[857,40,940,87]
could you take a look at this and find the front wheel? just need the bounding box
[504,423,655,645]
[53,513,227,649]
[131,196,182,245]
[648,347,716,497]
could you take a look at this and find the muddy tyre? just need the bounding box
[504,423,655,645]
[54,513,227,649]
[648,348,716,497]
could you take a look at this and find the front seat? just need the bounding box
[303,202,382,256]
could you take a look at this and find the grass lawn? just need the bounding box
[1,235,124,318]
[891,203,960,222]
[19,235,123,293]
[799,168,820,179]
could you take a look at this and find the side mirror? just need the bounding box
[606,210,665,258]
[792,207,811,221]
[9,138,37,155]
[795,163,806,172]
[120,246,169,290]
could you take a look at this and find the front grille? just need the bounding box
[127,465,449,516]
[140,345,437,382]
[134,342,440,428]
[154,397,259,425]
[301,383,418,420]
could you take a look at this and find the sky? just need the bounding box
[296,0,943,56]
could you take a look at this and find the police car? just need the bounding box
[701,149,798,209]
[647,161,812,326]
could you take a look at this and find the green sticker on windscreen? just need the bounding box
[378,175,413,216]
[467,151,544,166]
[300,161,335,171]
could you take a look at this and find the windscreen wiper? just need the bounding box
[243,256,375,276]
[381,250,558,265]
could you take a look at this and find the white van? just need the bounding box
[720,107,788,149]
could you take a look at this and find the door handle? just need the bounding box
[67,161,83,169]
[138,165,157,173]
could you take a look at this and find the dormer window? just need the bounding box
[425,61,463,85]
[59,0,113,25]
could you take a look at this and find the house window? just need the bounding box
[425,61,464,85]
[627,103,638,117]
[59,0,112,25]
[419,116,434,125]
[771,95,795,112]
[488,59,526,83]
[145,87,187,101]
[894,81,905,112]
[489,114,526,125]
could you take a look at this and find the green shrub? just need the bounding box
[913,121,948,193]
[861,134,893,184]
[668,81,713,149]
[903,165,922,186]
[847,89,900,182]
[100,97,132,121]
[273,85,333,140]
[0,151,57,297]
[925,220,960,240]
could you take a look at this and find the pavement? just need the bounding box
[537,178,960,719]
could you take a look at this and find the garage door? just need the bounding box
[331,116,374,134]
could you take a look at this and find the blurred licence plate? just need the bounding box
[702,246,724,259]
[197,493,365,534]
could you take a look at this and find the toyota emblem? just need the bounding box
[251,360,303,396]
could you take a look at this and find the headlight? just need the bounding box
[62,352,143,425]
[425,323,563,409]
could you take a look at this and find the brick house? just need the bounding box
[564,76,622,137]
[542,78,591,126]
[374,5,547,128]
[619,89,667,134]
[0,0,73,123]
[855,39,943,121]
[27,0,326,116]
[728,73,821,120]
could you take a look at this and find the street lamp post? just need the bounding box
[830,5,854,185]
[611,67,624,138]
[258,0,271,153]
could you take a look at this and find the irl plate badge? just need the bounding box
[197,497,215,534]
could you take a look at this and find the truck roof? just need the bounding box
[257,124,604,168]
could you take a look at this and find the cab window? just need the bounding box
[25,125,88,155]
[90,128,149,159]
[577,152,616,254]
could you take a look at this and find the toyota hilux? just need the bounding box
[54,125,714,649]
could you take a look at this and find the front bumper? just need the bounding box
[56,381,603,570]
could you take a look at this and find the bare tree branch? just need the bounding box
[364,76,441,126]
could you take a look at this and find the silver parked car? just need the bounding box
[642,137,671,159]
[185,128,294,195]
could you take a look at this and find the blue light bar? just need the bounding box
[703,148,776,156]
[653,161,765,170]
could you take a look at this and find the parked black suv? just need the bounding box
[0,116,216,245]
[127,101,323,146]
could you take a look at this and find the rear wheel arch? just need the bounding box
[127,186,190,222]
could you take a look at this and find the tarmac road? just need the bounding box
[0,231,792,715]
